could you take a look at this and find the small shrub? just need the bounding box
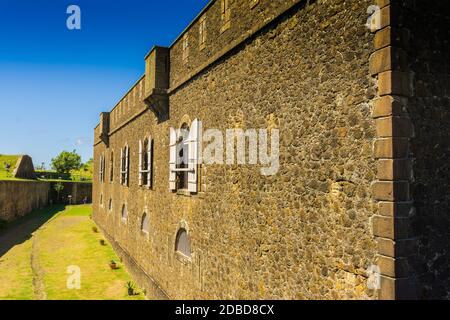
[109,260,118,270]
[125,281,135,296]
[99,239,106,246]
[92,226,98,233]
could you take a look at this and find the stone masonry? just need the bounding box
[93,0,449,299]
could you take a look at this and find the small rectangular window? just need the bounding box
[220,0,231,33]
[182,33,189,64]
[199,15,207,50]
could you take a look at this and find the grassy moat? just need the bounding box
[0,205,144,300]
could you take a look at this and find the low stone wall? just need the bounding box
[0,180,50,222]
[0,181,93,222]
[50,182,93,204]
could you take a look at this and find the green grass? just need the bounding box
[0,155,19,180]
[0,205,144,300]
[0,241,34,300]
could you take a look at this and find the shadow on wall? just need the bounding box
[407,1,450,299]
[0,205,65,257]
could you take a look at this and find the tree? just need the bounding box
[70,158,93,181]
[51,150,82,174]
[53,182,64,202]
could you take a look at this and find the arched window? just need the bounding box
[176,123,190,190]
[100,194,103,206]
[141,212,149,234]
[121,204,127,222]
[175,228,191,258]
[108,198,113,212]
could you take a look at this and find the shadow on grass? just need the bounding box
[0,205,66,257]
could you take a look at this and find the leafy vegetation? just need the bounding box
[70,158,93,181]
[51,150,82,174]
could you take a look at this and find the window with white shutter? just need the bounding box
[120,147,124,185]
[99,154,105,183]
[169,127,177,191]
[169,119,201,194]
[120,145,129,186]
[139,137,153,188]
[187,119,200,193]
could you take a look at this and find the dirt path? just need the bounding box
[31,235,47,300]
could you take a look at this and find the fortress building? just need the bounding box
[93,0,450,299]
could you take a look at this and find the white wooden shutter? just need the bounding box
[138,140,143,186]
[188,119,200,193]
[99,155,102,182]
[147,137,152,188]
[120,148,124,184]
[169,128,177,191]
[125,146,130,186]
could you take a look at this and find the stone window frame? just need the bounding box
[199,14,207,51]
[182,33,189,64]
[138,136,153,189]
[220,0,231,33]
[120,144,130,187]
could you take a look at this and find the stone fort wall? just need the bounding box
[94,0,382,299]
[0,181,92,222]
[0,181,50,222]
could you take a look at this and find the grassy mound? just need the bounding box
[0,155,19,180]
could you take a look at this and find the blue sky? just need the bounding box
[0,0,209,168]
